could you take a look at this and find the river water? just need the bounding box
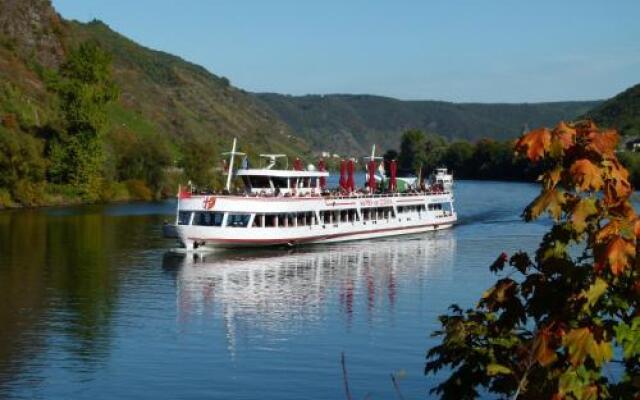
[0,181,548,399]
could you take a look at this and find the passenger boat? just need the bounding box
[430,167,454,191]
[163,139,457,250]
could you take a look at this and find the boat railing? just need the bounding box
[184,189,451,200]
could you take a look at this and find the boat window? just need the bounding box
[272,177,288,189]
[286,213,295,227]
[253,214,264,227]
[264,214,277,227]
[194,211,224,226]
[249,176,271,189]
[178,211,192,225]
[226,213,251,227]
[310,177,317,188]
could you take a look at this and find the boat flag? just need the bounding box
[339,160,347,191]
[347,159,355,192]
[293,158,303,171]
[178,184,191,199]
[368,160,377,192]
[318,159,326,190]
[389,160,397,192]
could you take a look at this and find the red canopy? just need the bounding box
[339,160,347,191]
[347,159,355,192]
[389,160,397,192]
[318,159,326,190]
[368,160,377,192]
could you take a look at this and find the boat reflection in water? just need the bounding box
[162,231,455,355]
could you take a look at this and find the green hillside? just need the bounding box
[0,0,309,207]
[67,20,307,157]
[585,83,640,137]
[257,93,601,154]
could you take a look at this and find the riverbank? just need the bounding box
[0,179,168,210]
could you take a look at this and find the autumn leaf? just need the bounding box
[552,121,576,150]
[603,160,632,203]
[533,329,557,367]
[570,159,603,192]
[580,278,608,312]
[595,220,621,242]
[541,165,563,190]
[563,328,589,367]
[586,129,618,156]
[571,197,597,233]
[605,236,635,275]
[515,128,552,161]
[525,189,565,221]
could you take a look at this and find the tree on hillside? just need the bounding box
[425,121,640,399]
[48,40,118,199]
[399,129,447,177]
[0,127,46,205]
[441,141,474,177]
[179,135,219,189]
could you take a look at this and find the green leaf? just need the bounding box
[581,278,608,312]
[486,363,512,376]
[615,318,640,359]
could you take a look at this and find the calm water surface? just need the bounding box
[0,181,548,399]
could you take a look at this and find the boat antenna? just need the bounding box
[222,138,246,191]
[363,144,383,163]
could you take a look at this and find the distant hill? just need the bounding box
[257,93,601,154]
[584,83,640,138]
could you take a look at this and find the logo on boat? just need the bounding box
[360,198,392,207]
[203,196,216,210]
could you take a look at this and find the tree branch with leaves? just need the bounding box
[425,121,640,399]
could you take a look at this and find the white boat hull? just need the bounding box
[167,210,456,250]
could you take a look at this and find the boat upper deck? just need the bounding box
[177,189,453,213]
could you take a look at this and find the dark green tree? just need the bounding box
[48,41,118,199]
[179,136,218,189]
[0,127,46,205]
[441,140,474,177]
[107,129,172,194]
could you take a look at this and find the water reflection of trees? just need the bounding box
[163,232,456,356]
[0,207,166,392]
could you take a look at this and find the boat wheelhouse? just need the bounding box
[163,139,457,250]
[430,167,454,191]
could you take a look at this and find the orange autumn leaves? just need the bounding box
[516,121,636,276]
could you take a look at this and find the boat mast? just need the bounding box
[222,138,246,192]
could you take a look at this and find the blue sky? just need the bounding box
[53,0,640,103]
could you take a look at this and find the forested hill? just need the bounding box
[0,0,308,157]
[67,20,307,156]
[257,93,601,154]
[0,0,308,206]
[585,83,640,138]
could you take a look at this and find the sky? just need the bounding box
[52,0,640,103]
